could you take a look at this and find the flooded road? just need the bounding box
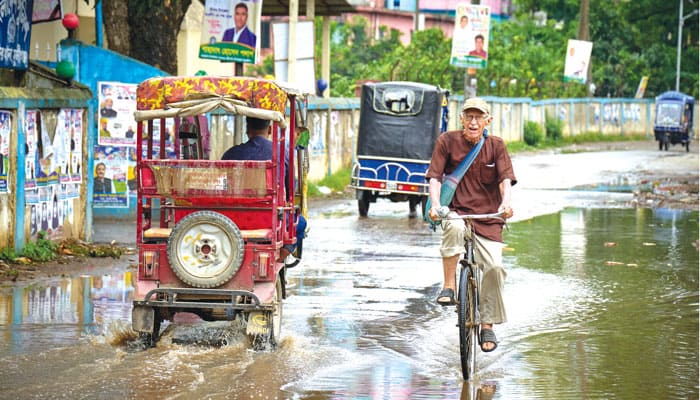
[0,146,698,399]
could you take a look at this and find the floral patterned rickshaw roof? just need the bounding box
[135,76,288,113]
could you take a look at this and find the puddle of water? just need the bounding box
[0,206,696,400]
[498,207,699,399]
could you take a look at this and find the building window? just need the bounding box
[261,21,270,49]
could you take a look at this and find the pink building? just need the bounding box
[350,0,512,45]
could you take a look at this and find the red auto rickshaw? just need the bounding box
[130,76,308,348]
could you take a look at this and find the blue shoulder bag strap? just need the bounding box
[424,130,488,226]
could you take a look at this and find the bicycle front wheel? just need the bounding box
[458,265,478,380]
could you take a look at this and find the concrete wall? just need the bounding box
[0,66,93,251]
[304,95,699,181]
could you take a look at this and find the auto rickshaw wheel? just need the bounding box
[358,190,371,217]
[250,278,283,350]
[167,211,244,288]
[139,313,161,348]
[409,196,422,218]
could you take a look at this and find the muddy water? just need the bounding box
[0,202,697,399]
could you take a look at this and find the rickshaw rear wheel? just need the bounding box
[167,211,245,288]
[409,196,422,218]
[358,190,371,217]
[250,278,283,350]
[139,314,161,348]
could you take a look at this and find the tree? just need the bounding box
[100,0,191,75]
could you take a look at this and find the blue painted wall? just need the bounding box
[59,39,169,220]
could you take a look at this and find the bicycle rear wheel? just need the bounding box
[458,264,478,380]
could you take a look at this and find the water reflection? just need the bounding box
[0,272,134,354]
[504,207,698,399]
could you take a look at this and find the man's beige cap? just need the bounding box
[461,97,490,114]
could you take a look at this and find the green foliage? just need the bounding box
[562,132,647,144]
[324,16,459,96]
[523,121,545,146]
[545,111,564,141]
[0,247,17,263]
[318,1,698,99]
[22,232,58,262]
[505,140,534,153]
[247,54,275,78]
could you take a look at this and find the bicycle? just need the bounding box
[437,207,505,381]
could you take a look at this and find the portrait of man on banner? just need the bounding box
[222,3,256,48]
[450,4,491,70]
[199,0,261,64]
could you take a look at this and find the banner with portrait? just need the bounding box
[450,4,491,69]
[98,82,138,147]
[199,0,262,64]
[563,39,592,84]
[93,145,129,208]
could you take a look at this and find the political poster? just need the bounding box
[450,4,491,69]
[563,39,593,84]
[199,0,262,64]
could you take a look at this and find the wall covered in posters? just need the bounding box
[95,81,175,209]
[23,108,83,240]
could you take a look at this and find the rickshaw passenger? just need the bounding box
[222,117,306,266]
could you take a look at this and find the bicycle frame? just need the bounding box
[441,212,503,381]
[458,221,481,381]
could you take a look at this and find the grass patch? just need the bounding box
[0,234,124,266]
[507,132,649,153]
[308,167,351,197]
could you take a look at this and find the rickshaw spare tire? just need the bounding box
[166,211,245,288]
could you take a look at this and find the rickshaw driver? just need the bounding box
[222,117,307,267]
[426,97,516,352]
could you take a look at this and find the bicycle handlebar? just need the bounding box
[436,206,505,222]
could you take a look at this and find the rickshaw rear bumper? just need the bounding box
[132,287,275,333]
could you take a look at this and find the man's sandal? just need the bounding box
[479,328,499,352]
[436,288,456,306]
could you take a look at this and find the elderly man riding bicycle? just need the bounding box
[426,97,517,353]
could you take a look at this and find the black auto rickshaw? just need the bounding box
[350,81,448,217]
[654,91,695,152]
